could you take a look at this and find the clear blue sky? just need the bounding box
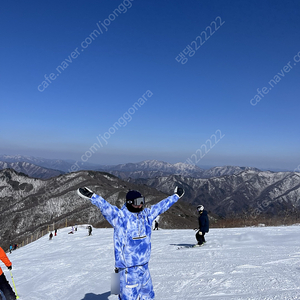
[1,0,299,171]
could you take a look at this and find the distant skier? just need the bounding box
[54,229,57,236]
[77,186,185,300]
[88,226,92,236]
[154,220,159,230]
[195,205,209,246]
[49,232,53,240]
[0,247,16,300]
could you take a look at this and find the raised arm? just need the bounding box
[77,187,120,227]
[149,187,185,220]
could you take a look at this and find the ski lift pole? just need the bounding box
[10,270,19,299]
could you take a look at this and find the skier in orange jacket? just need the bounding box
[0,247,16,300]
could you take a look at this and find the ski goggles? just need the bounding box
[197,205,204,212]
[127,197,145,206]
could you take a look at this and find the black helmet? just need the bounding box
[126,190,145,212]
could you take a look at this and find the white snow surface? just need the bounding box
[3,225,300,300]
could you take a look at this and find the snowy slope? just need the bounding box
[3,225,300,300]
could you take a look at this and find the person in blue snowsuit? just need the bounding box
[77,186,185,300]
[195,205,209,246]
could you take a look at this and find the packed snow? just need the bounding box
[3,225,300,300]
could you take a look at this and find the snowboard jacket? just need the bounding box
[198,210,209,233]
[0,247,12,276]
[90,193,180,269]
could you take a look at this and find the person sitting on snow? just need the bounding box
[77,186,184,300]
[195,205,209,246]
[0,246,16,300]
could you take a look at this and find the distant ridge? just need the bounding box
[0,155,262,180]
[99,159,261,179]
[0,161,64,179]
[0,154,101,175]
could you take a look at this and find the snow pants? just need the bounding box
[195,231,206,245]
[118,264,155,300]
[0,274,16,300]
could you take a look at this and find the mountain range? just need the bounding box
[1,155,300,249]
[129,170,300,219]
[0,161,64,179]
[100,160,261,179]
[0,168,196,250]
[0,154,101,174]
[0,155,261,179]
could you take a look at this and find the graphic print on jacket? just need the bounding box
[90,193,180,269]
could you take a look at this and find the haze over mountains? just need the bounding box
[0,160,64,179]
[0,154,99,174]
[102,160,261,180]
[0,154,262,179]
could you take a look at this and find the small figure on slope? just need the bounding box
[153,219,159,230]
[77,186,184,300]
[88,225,92,236]
[68,226,74,234]
[195,205,209,246]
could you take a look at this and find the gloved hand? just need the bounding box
[198,231,203,235]
[174,186,185,198]
[7,265,12,270]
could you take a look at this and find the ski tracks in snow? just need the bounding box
[151,227,300,299]
[7,226,300,300]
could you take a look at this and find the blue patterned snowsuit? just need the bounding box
[90,193,180,300]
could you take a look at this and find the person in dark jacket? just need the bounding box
[153,220,159,230]
[88,225,92,236]
[195,205,209,246]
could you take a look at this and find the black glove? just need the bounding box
[174,186,185,198]
[7,265,12,270]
